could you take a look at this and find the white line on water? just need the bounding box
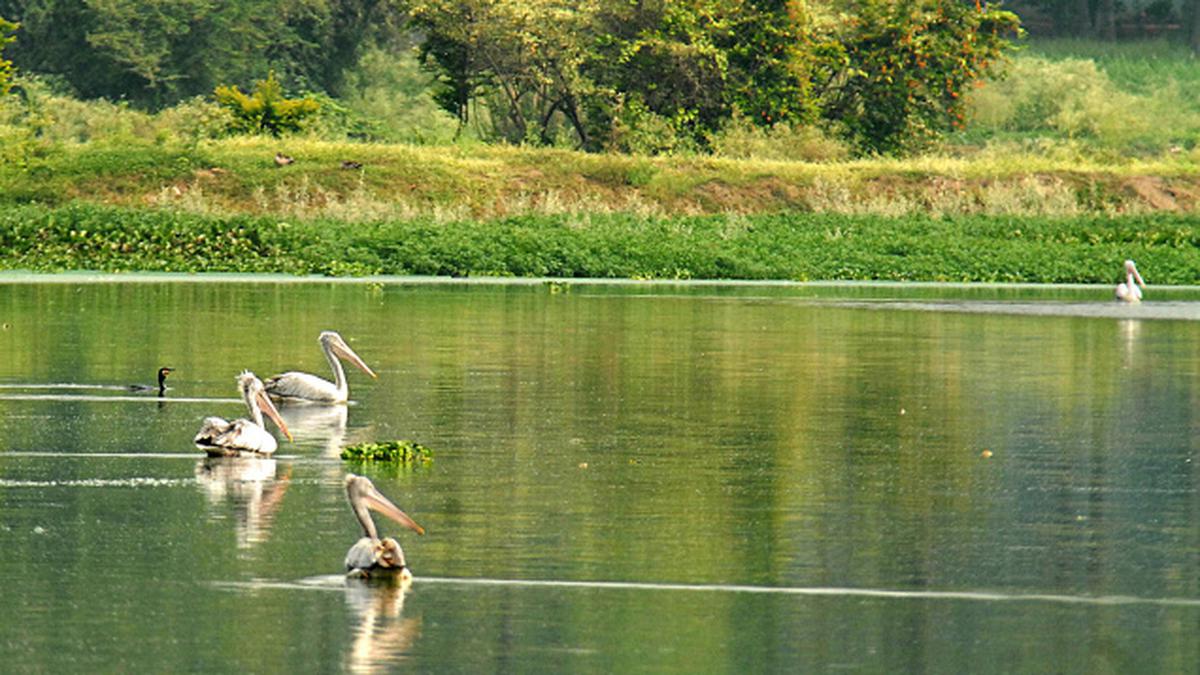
[0,393,242,403]
[1,451,304,460]
[212,577,1200,608]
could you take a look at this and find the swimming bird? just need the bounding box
[1115,259,1146,303]
[265,331,377,403]
[128,367,174,394]
[344,474,425,579]
[194,371,293,457]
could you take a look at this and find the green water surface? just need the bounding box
[0,279,1198,673]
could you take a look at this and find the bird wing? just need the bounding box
[264,371,339,402]
[194,416,232,445]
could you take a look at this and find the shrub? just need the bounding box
[213,71,320,137]
[0,15,15,95]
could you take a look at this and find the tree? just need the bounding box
[411,0,596,145]
[412,0,815,151]
[812,0,1021,154]
[0,0,404,108]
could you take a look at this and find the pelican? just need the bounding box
[128,366,173,394]
[344,474,425,579]
[265,331,377,403]
[194,371,293,457]
[1115,259,1147,303]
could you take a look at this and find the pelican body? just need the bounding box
[344,474,425,579]
[129,367,173,394]
[195,371,293,457]
[1115,259,1146,303]
[266,331,377,403]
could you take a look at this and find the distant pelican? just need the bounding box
[344,474,425,579]
[1115,259,1146,303]
[265,331,377,403]
[128,367,173,395]
[195,371,293,457]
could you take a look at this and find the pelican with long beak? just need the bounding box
[194,371,293,456]
[344,474,425,579]
[1115,259,1146,303]
[265,331,377,403]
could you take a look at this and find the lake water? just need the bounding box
[1,276,1199,672]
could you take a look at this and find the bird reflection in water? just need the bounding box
[277,403,348,458]
[195,457,291,551]
[344,576,421,674]
[1119,319,1142,369]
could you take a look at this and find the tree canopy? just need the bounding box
[0,0,1024,155]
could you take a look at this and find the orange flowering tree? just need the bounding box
[812,0,1021,154]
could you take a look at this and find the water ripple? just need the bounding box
[213,576,1200,608]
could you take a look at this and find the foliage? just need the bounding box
[0,0,403,108]
[411,0,814,152]
[4,202,1200,284]
[0,14,15,95]
[961,40,1200,153]
[214,72,320,136]
[812,0,1022,154]
[339,47,462,144]
[411,0,597,145]
[341,440,434,463]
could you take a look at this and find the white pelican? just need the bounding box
[344,474,425,579]
[265,331,377,403]
[128,367,173,394]
[1115,259,1146,303]
[194,371,293,457]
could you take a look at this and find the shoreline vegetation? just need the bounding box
[3,197,1199,283]
[3,34,1200,284]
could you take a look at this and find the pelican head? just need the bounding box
[345,474,424,539]
[239,371,293,441]
[1116,259,1146,303]
[321,331,378,379]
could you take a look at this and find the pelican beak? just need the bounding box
[1132,265,1146,290]
[256,389,293,442]
[334,340,378,379]
[364,484,425,536]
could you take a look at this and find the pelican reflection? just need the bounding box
[278,403,348,457]
[344,576,420,674]
[195,456,291,550]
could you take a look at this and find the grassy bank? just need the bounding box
[4,203,1198,283]
[4,138,1200,222]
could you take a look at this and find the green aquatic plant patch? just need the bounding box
[2,202,1199,284]
[340,440,434,464]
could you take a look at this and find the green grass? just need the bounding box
[4,202,1198,283]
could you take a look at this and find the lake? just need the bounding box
[1,276,1198,672]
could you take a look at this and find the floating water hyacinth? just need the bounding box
[340,440,434,464]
